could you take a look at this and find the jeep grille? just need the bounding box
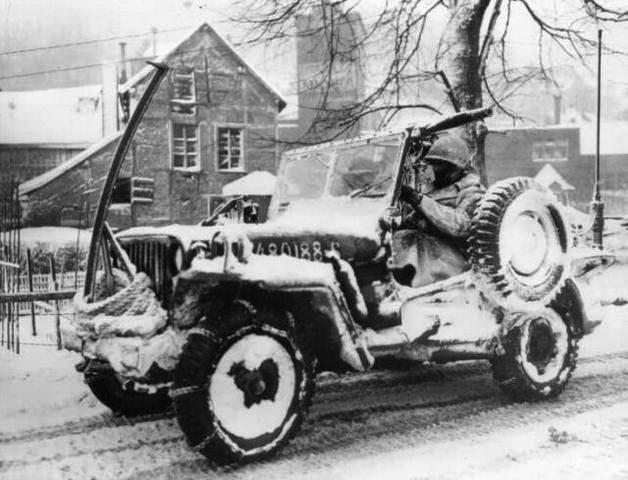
[118,236,178,309]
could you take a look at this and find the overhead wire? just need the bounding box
[0,25,198,56]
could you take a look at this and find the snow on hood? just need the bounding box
[118,197,385,250]
[261,197,383,240]
[182,253,338,289]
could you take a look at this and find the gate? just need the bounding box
[0,179,21,352]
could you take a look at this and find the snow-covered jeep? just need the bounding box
[65,65,605,465]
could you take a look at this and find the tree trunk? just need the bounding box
[441,0,490,183]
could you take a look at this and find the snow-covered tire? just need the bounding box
[172,301,315,464]
[491,308,578,401]
[84,360,172,416]
[469,177,570,308]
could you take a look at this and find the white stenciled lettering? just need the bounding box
[280,242,291,256]
[300,242,311,260]
[268,243,278,256]
[312,241,323,262]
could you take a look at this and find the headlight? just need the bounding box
[172,245,184,272]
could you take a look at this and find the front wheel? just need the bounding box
[491,308,578,401]
[172,303,314,464]
[84,359,172,416]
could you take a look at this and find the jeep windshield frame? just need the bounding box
[272,132,406,216]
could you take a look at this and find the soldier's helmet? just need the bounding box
[424,135,470,170]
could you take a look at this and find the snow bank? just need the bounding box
[20,226,91,250]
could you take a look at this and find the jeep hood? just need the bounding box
[117,198,385,263]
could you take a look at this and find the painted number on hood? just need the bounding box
[254,241,341,261]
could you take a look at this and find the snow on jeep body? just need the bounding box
[67,69,604,465]
[102,124,593,463]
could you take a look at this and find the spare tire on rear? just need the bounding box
[468,177,570,309]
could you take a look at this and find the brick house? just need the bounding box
[485,122,628,214]
[485,126,594,211]
[20,23,286,229]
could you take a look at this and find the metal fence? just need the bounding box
[0,179,21,352]
[15,272,85,313]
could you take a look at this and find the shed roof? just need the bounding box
[0,85,103,146]
[534,164,574,191]
[19,131,121,195]
[120,23,287,112]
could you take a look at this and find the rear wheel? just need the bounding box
[491,308,578,401]
[173,302,315,464]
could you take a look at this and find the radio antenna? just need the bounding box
[592,28,604,250]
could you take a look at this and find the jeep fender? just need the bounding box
[550,278,594,337]
[172,256,373,372]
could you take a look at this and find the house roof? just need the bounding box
[19,131,121,195]
[580,121,628,156]
[222,170,277,196]
[0,85,103,146]
[534,164,574,191]
[120,23,287,112]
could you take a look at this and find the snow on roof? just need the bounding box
[0,85,103,145]
[580,122,628,156]
[120,23,287,112]
[20,131,121,195]
[534,164,574,191]
[222,171,276,196]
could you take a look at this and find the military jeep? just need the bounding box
[68,65,606,465]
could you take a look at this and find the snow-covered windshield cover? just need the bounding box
[275,133,404,207]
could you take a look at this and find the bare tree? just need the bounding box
[231,0,628,177]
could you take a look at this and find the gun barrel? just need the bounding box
[421,106,493,136]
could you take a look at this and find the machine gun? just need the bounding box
[391,106,493,208]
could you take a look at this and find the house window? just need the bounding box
[217,127,243,171]
[532,139,569,162]
[171,70,196,115]
[172,123,199,170]
[111,177,131,204]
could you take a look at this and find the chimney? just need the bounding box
[101,62,119,135]
[151,27,158,57]
[553,92,562,125]
[119,42,128,84]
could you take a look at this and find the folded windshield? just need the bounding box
[276,133,404,205]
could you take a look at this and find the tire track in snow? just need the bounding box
[3,352,628,478]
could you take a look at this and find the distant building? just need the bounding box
[0,85,112,183]
[485,122,628,214]
[580,121,628,215]
[275,1,374,145]
[20,23,286,229]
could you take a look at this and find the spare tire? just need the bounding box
[468,177,570,308]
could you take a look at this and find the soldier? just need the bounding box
[388,134,486,287]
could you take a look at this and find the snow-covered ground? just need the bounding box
[2,266,628,478]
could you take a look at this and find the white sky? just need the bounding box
[1,0,626,118]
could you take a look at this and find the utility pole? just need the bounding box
[591,29,604,250]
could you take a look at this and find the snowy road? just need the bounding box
[1,304,628,479]
[2,348,628,479]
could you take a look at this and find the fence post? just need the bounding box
[49,253,62,350]
[26,248,37,336]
